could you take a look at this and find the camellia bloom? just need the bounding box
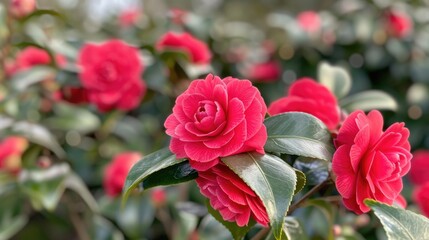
[8,47,66,76]
[297,11,321,34]
[413,182,429,217]
[268,78,340,131]
[332,110,412,214]
[247,61,281,82]
[408,150,429,186]
[385,10,413,38]
[164,74,267,171]
[78,40,146,112]
[156,32,211,65]
[9,0,36,18]
[119,8,140,27]
[196,162,269,226]
[0,136,28,174]
[103,152,142,197]
[169,8,187,25]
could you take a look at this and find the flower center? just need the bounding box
[99,62,118,82]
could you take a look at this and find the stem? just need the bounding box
[287,179,330,215]
[156,208,173,239]
[65,195,91,240]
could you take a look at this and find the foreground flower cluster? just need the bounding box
[162,72,413,226]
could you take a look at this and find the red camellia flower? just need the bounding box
[78,40,146,112]
[413,182,429,217]
[385,10,413,38]
[297,11,321,34]
[332,110,412,214]
[103,152,142,197]
[119,8,141,27]
[169,8,187,25]
[196,162,269,226]
[156,32,211,65]
[247,61,281,82]
[164,74,267,171]
[7,47,66,76]
[408,150,429,186]
[9,0,36,18]
[268,78,340,131]
[0,136,28,174]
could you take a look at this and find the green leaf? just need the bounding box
[141,161,197,189]
[304,199,335,240]
[264,112,334,161]
[0,188,27,240]
[19,163,70,211]
[10,66,56,92]
[198,214,233,240]
[222,153,297,240]
[294,170,306,195]
[122,148,189,204]
[206,200,255,240]
[340,90,398,112]
[293,157,329,185]
[318,62,352,99]
[43,103,100,134]
[7,119,66,158]
[365,199,429,240]
[284,217,308,240]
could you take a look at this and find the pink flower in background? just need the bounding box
[408,150,429,186]
[156,32,211,65]
[385,10,413,38]
[196,162,269,226]
[9,0,36,18]
[8,47,66,76]
[297,11,321,34]
[268,78,340,131]
[0,136,28,174]
[332,110,412,214]
[103,152,142,197]
[247,61,281,82]
[119,8,141,27]
[151,188,167,207]
[164,74,267,171]
[78,39,146,112]
[413,182,429,217]
[169,8,187,25]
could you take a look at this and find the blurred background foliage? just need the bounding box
[0,0,429,239]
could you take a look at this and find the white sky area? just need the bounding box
[56,0,141,22]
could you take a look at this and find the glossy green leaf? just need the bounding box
[293,157,329,185]
[0,188,27,240]
[43,103,101,134]
[264,112,334,161]
[206,200,255,240]
[304,199,335,240]
[222,153,297,240]
[64,173,100,213]
[340,90,398,112]
[10,66,56,92]
[284,217,308,240]
[318,62,352,99]
[198,214,233,240]
[19,163,70,211]
[294,170,306,195]
[140,161,197,190]
[365,199,429,240]
[122,148,189,204]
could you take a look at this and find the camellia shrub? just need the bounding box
[1,0,429,239]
